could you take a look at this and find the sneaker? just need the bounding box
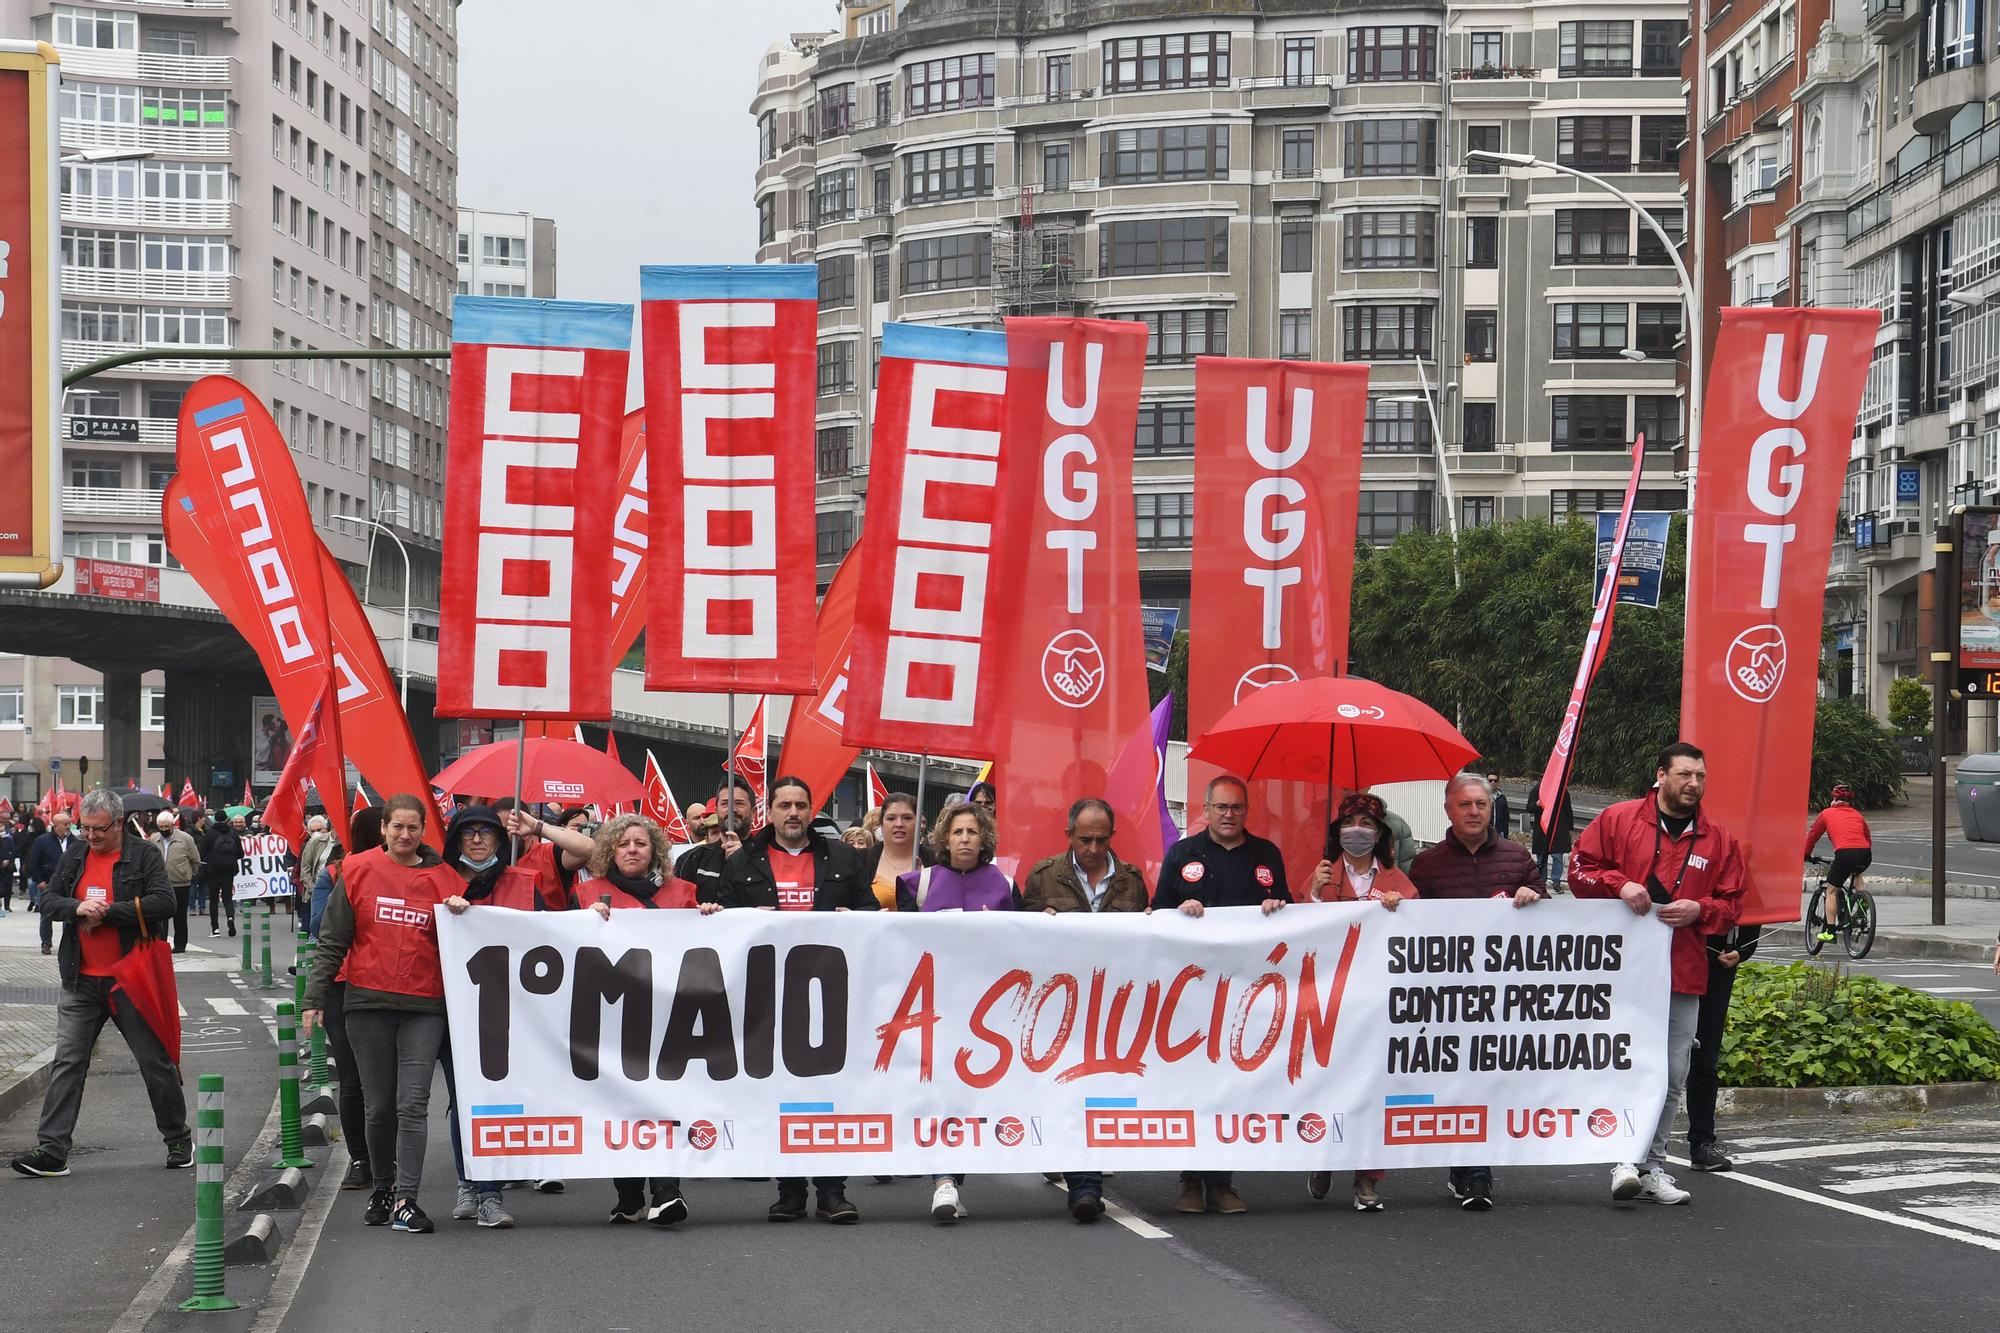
[1817,928,1837,942]
[930,1179,962,1224]
[1354,1180,1385,1212]
[10,1147,69,1178]
[1306,1171,1333,1201]
[768,1193,808,1222]
[534,1178,565,1194]
[1460,1173,1493,1211]
[363,1187,393,1226]
[165,1138,193,1169]
[211,928,221,938]
[648,1196,689,1227]
[815,1191,860,1224]
[1209,1188,1248,1214]
[1069,1194,1103,1223]
[391,1199,434,1233]
[1637,1170,1691,1205]
[1173,1181,1207,1214]
[476,1196,514,1229]
[227,925,235,938]
[1610,1163,1643,1201]
[451,1183,478,1221]
[41,944,50,955]
[341,1160,372,1190]
[609,1199,646,1224]
[1688,1142,1734,1173]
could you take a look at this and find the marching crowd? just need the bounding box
[6,741,1766,1234]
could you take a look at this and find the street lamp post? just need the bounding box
[1382,361,1461,587]
[331,512,412,710]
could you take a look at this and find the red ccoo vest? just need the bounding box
[341,848,453,998]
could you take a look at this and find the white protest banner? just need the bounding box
[439,900,1670,1177]
[232,833,294,902]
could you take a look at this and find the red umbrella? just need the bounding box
[432,737,643,806]
[107,900,180,1068]
[1187,676,1479,790]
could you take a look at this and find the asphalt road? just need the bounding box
[1868,827,2000,887]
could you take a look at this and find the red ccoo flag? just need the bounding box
[241,779,253,808]
[603,729,628,817]
[727,698,769,832]
[865,761,888,813]
[263,674,337,850]
[179,778,201,809]
[643,750,690,842]
[351,786,370,821]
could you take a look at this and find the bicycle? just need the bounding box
[1803,856,1876,960]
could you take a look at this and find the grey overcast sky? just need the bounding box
[455,0,834,304]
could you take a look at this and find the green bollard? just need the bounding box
[239,898,253,976]
[271,1003,315,1170]
[179,1074,239,1312]
[307,1010,330,1090]
[294,933,310,1013]
[259,904,274,990]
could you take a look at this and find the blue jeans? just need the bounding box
[438,1038,501,1198]
[1065,1170,1102,1204]
[1537,852,1568,887]
[309,877,332,940]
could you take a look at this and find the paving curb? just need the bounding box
[0,1045,57,1124]
[1718,1079,2000,1116]
[223,1212,283,1266]
[1759,923,1996,963]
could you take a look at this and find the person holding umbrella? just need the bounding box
[1152,775,1289,1216]
[10,789,190,1178]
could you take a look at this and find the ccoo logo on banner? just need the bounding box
[438,900,1671,1177]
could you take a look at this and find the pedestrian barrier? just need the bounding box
[179,1073,238,1313]
[271,1003,315,1171]
[258,905,274,990]
[239,910,252,976]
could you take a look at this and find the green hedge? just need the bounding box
[1719,961,2000,1088]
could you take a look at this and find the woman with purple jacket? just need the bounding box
[897,802,1015,1223]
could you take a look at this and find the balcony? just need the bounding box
[56,47,232,85]
[1444,444,1519,474]
[1878,615,1918,662]
[858,207,891,240]
[63,415,177,447]
[998,89,1097,127]
[62,268,234,302]
[127,0,233,8]
[60,340,228,377]
[1865,0,1920,36]
[63,486,165,519]
[62,119,232,158]
[61,193,232,230]
[1828,536,1865,588]
[1271,168,1322,203]
[1238,76,1333,112]
[1912,63,1985,135]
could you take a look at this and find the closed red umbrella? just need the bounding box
[1187,676,1478,791]
[107,900,180,1069]
[432,737,643,806]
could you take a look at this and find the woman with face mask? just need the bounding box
[1303,792,1418,1212]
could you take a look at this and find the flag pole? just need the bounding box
[916,751,929,829]
[510,716,526,861]
[725,692,739,834]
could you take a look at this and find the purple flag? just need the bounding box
[1152,694,1179,855]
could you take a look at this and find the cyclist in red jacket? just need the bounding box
[1803,783,1871,941]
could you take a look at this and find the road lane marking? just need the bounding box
[1921,987,1996,994]
[1827,1171,2000,1195]
[1668,1156,2000,1253]
[1731,1141,2000,1164]
[208,996,247,1015]
[1105,1200,1173,1239]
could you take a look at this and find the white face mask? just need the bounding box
[459,852,500,873]
[1338,827,1379,857]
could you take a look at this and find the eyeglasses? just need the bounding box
[80,821,117,836]
[461,827,499,841]
[1207,802,1248,814]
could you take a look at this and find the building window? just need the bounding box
[815,509,856,564]
[1638,116,1685,169]
[814,169,857,224]
[1348,26,1437,82]
[1556,208,1630,264]
[1634,304,1683,353]
[758,196,775,245]
[1357,489,1432,542]
[1465,216,1498,268]
[1100,124,1229,184]
[1046,52,1074,97]
[1282,219,1316,272]
[1102,32,1230,92]
[1636,208,1685,264]
[1553,303,1629,358]
[1134,309,1228,364]
[871,249,891,301]
[1363,399,1433,453]
[1343,211,1434,269]
[1102,217,1228,275]
[816,426,854,477]
[816,340,855,396]
[1135,401,1196,456]
[1464,123,1501,172]
[1553,488,1688,516]
[1559,21,1634,76]
[903,53,995,114]
[1462,402,1497,451]
[1283,35,1318,85]
[1551,394,1627,447]
[758,111,777,161]
[1344,305,1434,359]
[1633,395,1682,449]
[54,6,136,48]
[817,255,855,308]
[143,687,166,731]
[69,458,122,489]
[818,84,855,137]
[1557,117,1632,170]
[1280,311,1313,359]
[1135,491,1195,548]
[1345,119,1437,176]
[903,144,994,203]
[1280,127,1315,176]
[1464,310,1497,362]
[0,686,21,728]
[1043,141,1071,189]
[875,80,893,122]
[1468,31,1504,71]
[901,232,992,292]
[58,685,103,728]
[1640,20,1689,76]
[1461,494,1497,528]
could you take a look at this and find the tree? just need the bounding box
[1887,676,1931,736]
[1808,700,1905,809]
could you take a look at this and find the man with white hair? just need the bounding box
[299,814,336,932]
[152,811,201,953]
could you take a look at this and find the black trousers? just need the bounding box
[1685,960,1741,1149]
[208,884,235,931]
[170,884,191,951]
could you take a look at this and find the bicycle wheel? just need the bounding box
[1844,890,1877,961]
[1804,884,1828,957]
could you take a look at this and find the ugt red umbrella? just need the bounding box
[432,737,643,807]
[1187,675,1478,791]
[107,900,180,1068]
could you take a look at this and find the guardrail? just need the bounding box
[62,268,234,302]
[56,46,233,84]
[63,486,166,518]
[62,195,233,229]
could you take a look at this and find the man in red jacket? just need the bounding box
[1569,741,1745,1206]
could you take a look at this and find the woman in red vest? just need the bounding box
[303,793,454,1236]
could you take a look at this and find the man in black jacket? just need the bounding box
[675,776,757,903]
[26,811,79,955]
[717,776,873,1223]
[204,811,244,938]
[11,789,189,1178]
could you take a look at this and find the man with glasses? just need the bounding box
[12,788,190,1178]
[1151,775,1290,1216]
